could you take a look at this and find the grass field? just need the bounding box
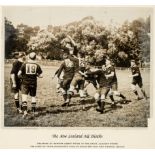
[4,64,150,127]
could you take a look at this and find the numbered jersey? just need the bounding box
[20,62,42,85]
[78,58,86,73]
[57,59,75,79]
[25,63,37,74]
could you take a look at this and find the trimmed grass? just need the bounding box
[4,65,150,127]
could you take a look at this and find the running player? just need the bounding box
[18,52,43,118]
[52,66,64,93]
[67,51,87,105]
[56,52,75,106]
[105,58,127,108]
[129,59,147,100]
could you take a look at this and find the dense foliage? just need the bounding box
[5,16,150,67]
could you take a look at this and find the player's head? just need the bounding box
[63,53,68,59]
[65,43,74,55]
[29,52,36,60]
[18,52,26,61]
[130,59,136,67]
[14,52,26,60]
[102,65,106,71]
[78,51,85,58]
[65,42,72,49]
[105,57,112,66]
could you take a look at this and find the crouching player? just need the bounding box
[129,59,147,100]
[18,52,43,118]
[10,52,26,113]
[105,58,127,108]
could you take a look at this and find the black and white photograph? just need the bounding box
[3,6,151,127]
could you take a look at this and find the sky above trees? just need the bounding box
[3,6,152,28]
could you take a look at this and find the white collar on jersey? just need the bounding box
[18,58,24,62]
[27,59,36,63]
[106,64,112,68]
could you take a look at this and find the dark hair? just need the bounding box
[131,59,139,65]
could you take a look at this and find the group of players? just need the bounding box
[10,36,148,118]
[54,49,147,114]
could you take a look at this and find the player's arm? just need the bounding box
[105,66,115,78]
[52,68,60,79]
[86,69,101,76]
[130,73,139,77]
[10,62,18,87]
[37,73,43,78]
[17,64,25,78]
[105,72,114,78]
[17,70,22,77]
[67,35,76,46]
[129,67,140,78]
[36,65,43,78]
[79,70,87,77]
[68,55,78,61]
[10,74,16,87]
[56,62,64,78]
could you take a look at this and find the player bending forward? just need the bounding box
[18,52,43,118]
[10,52,26,113]
[86,65,110,113]
[129,59,147,100]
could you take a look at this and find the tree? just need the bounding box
[5,18,18,58]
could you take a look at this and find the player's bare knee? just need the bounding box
[114,91,120,96]
[14,93,19,99]
[94,93,100,101]
[101,94,105,100]
[31,97,36,103]
[56,84,61,89]
[79,89,85,97]
[69,85,75,92]
[61,88,66,94]
[108,90,113,96]
[22,94,28,102]
[131,84,136,92]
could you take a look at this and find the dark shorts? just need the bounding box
[62,77,73,91]
[110,82,118,91]
[71,73,85,89]
[10,79,21,93]
[96,87,110,96]
[132,78,143,88]
[21,84,37,97]
[57,78,63,87]
[85,78,98,87]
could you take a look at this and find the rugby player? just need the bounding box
[52,66,64,93]
[86,65,110,113]
[10,52,26,113]
[105,58,127,108]
[18,52,43,118]
[67,51,88,104]
[129,59,147,100]
[56,52,75,106]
